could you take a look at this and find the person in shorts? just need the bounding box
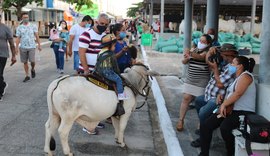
[15,13,41,82]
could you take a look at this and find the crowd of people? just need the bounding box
[0,11,258,156]
[176,27,257,156]
[0,13,139,117]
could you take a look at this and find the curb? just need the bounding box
[140,45,184,156]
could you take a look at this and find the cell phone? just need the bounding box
[213,105,220,113]
[213,108,219,113]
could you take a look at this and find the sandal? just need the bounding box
[176,119,184,131]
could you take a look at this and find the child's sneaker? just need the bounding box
[59,48,64,52]
[118,93,128,100]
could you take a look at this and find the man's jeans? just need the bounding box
[73,51,79,70]
[0,57,7,93]
[195,95,218,124]
[102,69,123,94]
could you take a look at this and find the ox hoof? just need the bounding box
[44,152,53,156]
[119,144,128,150]
[115,138,120,144]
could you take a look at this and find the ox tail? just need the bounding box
[50,137,56,151]
[46,75,70,152]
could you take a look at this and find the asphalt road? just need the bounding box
[0,44,165,156]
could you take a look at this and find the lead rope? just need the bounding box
[136,86,150,109]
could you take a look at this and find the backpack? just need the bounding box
[242,114,270,155]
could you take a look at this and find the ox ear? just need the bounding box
[147,70,160,76]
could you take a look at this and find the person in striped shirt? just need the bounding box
[78,13,110,135]
[79,13,110,74]
[176,34,212,132]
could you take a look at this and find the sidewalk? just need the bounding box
[144,38,264,155]
[142,46,227,156]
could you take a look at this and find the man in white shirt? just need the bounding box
[68,15,93,72]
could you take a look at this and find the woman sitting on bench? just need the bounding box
[199,56,256,156]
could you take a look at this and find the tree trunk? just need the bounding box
[16,7,22,21]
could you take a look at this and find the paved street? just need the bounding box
[0,40,261,156]
[0,44,165,156]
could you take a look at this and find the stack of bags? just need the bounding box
[250,36,261,54]
[218,32,236,45]
[218,32,261,54]
[154,36,184,53]
[153,32,261,54]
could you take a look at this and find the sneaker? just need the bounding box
[31,70,36,78]
[82,127,99,135]
[60,70,64,74]
[1,82,8,96]
[96,123,105,129]
[0,95,3,102]
[59,48,64,52]
[118,93,128,100]
[23,76,30,82]
[191,138,201,148]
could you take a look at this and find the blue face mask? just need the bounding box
[228,64,237,75]
[85,24,91,28]
[119,32,126,39]
[220,60,228,66]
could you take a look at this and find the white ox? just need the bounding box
[179,19,197,36]
[44,64,153,156]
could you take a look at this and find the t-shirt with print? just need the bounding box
[0,23,13,58]
[69,24,88,51]
[16,23,38,49]
[79,29,105,71]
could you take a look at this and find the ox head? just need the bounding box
[122,63,159,96]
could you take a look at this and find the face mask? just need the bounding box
[58,26,62,31]
[61,24,66,29]
[97,25,107,34]
[197,41,208,50]
[209,35,214,40]
[220,60,227,66]
[228,64,237,75]
[85,23,91,28]
[23,18,29,23]
[119,32,126,39]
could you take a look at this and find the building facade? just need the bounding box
[3,0,71,36]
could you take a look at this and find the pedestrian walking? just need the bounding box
[51,20,69,74]
[0,14,17,101]
[68,15,93,73]
[15,13,41,82]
